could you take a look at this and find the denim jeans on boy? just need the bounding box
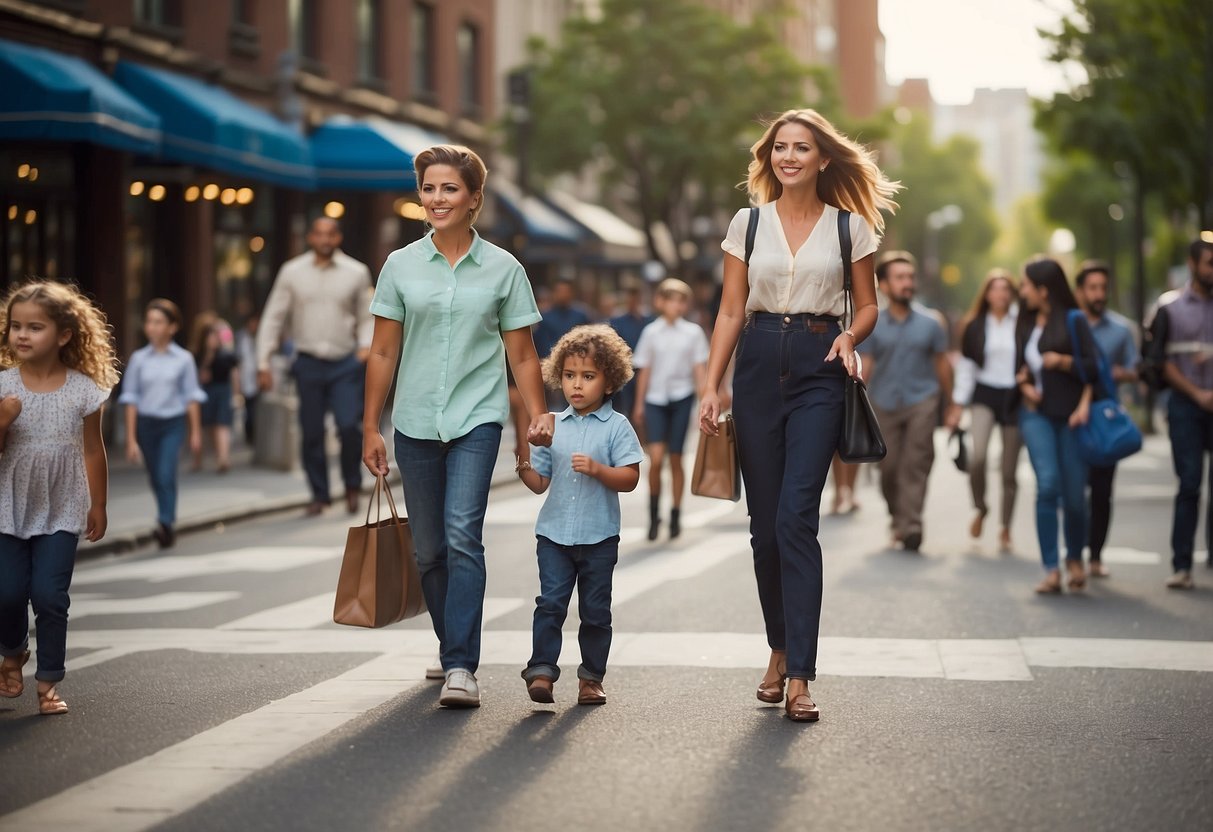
[136,414,186,525]
[1019,407,1088,570]
[523,534,619,684]
[732,312,845,682]
[1167,391,1213,572]
[394,423,501,674]
[292,353,364,505]
[0,531,78,682]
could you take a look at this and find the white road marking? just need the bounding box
[74,547,340,586]
[218,593,335,630]
[1098,547,1162,565]
[72,592,241,619]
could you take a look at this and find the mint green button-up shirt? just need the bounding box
[370,230,542,441]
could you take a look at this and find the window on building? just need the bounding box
[134,0,182,28]
[229,0,259,56]
[412,2,436,101]
[232,0,253,25]
[457,22,481,115]
[288,0,319,63]
[357,0,384,83]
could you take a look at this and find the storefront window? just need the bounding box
[0,147,76,290]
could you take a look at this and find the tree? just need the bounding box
[883,112,999,309]
[522,0,825,268]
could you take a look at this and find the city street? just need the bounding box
[1,434,1210,832]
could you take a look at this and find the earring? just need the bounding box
[820,166,827,173]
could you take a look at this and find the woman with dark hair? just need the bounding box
[363,145,554,709]
[955,269,1022,550]
[1015,257,1100,594]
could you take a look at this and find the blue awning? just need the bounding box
[493,179,584,247]
[310,117,448,190]
[0,38,160,154]
[113,61,313,189]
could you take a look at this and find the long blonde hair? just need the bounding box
[745,108,900,234]
[0,281,120,389]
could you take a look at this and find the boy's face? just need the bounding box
[662,292,688,319]
[561,352,609,415]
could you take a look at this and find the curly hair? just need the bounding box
[541,324,634,395]
[0,280,120,389]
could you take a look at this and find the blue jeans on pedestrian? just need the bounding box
[0,531,78,682]
[732,313,845,682]
[136,414,186,525]
[1167,391,1213,572]
[523,534,619,684]
[394,423,501,674]
[292,353,364,504]
[1019,407,1088,570]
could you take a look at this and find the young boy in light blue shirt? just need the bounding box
[516,324,643,706]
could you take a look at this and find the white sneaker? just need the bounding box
[439,669,480,708]
[1165,570,1195,590]
[425,655,444,680]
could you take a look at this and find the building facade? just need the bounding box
[0,0,494,355]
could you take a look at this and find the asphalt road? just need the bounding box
[1,433,1210,832]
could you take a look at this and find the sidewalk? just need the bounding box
[80,432,520,558]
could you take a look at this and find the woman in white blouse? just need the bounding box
[699,109,899,722]
[954,270,1022,551]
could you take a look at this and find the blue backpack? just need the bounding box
[1065,309,1143,466]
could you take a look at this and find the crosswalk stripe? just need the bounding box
[73,547,339,586]
[72,592,241,619]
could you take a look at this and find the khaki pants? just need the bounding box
[874,395,939,539]
[968,403,1021,528]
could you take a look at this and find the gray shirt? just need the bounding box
[1164,285,1213,391]
[859,303,948,411]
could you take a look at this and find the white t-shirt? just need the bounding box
[721,202,879,317]
[633,317,710,405]
[954,309,1019,405]
[1025,325,1045,395]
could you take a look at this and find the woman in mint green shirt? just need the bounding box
[363,145,554,709]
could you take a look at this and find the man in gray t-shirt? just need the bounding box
[858,251,959,552]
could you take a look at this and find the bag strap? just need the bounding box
[838,209,853,328]
[744,206,759,265]
[1065,309,1116,398]
[364,473,402,526]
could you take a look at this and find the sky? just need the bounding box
[879,0,1082,105]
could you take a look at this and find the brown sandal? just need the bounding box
[1066,560,1087,591]
[38,684,68,716]
[1035,570,1062,594]
[756,653,787,704]
[785,692,820,722]
[0,650,30,698]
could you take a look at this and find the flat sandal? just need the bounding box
[785,691,820,722]
[38,685,68,715]
[0,650,30,698]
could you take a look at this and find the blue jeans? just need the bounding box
[137,414,186,525]
[0,531,78,682]
[1167,392,1213,572]
[1019,407,1088,570]
[524,534,619,684]
[732,312,845,682]
[394,423,502,674]
[292,353,364,504]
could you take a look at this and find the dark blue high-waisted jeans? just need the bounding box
[732,312,845,682]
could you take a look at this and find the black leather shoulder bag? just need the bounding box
[837,210,887,463]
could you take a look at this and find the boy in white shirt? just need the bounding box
[632,278,710,541]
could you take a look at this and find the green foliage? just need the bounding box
[883,113,1000,308]
[522,0,823,264]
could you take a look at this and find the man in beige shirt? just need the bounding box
[257,217,374,515]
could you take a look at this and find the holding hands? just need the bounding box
[527,412,555,447]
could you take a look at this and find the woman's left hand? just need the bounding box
[527,412,555,447]
[826,332,859,378]
[1069,401,1090,429]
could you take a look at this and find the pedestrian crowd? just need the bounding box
[0,108,1208,723]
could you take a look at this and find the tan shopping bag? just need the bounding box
[690,414,741,502]
[333,475,426,628]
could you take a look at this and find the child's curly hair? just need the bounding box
[0,280,120,389]
[541,324,634,394]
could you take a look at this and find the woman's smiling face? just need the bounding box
[420,164,479,230]
[770,122,827,190]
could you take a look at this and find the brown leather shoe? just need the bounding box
[1035,569,1062,594]
[527,676,554,704]
[304,501,327,517]
[577,679,606,705]
[785,691,820,722]
[345,488,360,515]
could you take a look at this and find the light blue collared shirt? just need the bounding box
[118,342,206,418]
[531,400,644,546]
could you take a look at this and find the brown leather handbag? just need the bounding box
[333,475,426,628]
[691,414,742,501]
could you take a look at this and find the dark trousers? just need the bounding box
[136,414,186,525]
[292,353,364,504]
[1168,392,1213,572]
[0,531,78,682]
[1087,463,1116,562]
[524,534,619,683]
[732,313,844,682]
[243,392,259,444]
